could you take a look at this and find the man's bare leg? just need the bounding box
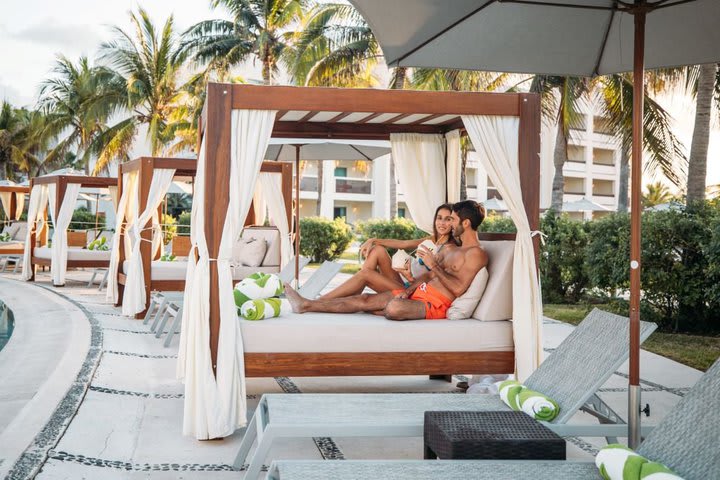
[285,283,394,314]
[383,298,427,321]
[319,269,403,300]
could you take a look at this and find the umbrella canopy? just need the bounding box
[349,0,720,448]
[265,138,390,161]
[352,0,720,76]
[482,197,508,211]
[562,197,610,212]
[646,201,684,212]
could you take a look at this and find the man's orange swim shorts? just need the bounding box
[392,282,453,319]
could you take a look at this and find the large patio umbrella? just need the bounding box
[483,196,508,212]
[264,138,391,285]
[562,196,610,213]
[349,0,720,447]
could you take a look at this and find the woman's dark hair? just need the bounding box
[432,203,460,245]
[452,200,486,230]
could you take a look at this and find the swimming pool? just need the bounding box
[0,299,14,352]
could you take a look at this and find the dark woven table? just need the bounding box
[424,411,566,460]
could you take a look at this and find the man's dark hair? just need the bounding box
[452,200,486,230]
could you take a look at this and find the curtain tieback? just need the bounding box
[530,230,547,246]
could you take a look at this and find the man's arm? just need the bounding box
[426,248,486,298]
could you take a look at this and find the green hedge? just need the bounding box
[299,216,354,262]
[355,217,426,255]
[177,211,191,236]
[69,207,105,231]
[540,211,591,303]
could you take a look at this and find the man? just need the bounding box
[284,200,488,320]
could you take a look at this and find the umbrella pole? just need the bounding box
[628,5,646,450]
[294,146,301,289]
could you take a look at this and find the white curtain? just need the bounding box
[107,172,139,303]
[0,192,11,220]
[252,182,267,225]
[108,185,119,210]
[47,182,81,286]
[390,133,446,233]
[15,192,25,219]
[258,172,291,267]
[22,185,49,281]
[178,109,276,440]
[122,169,176,316]
[446,129,462,203]
[463,115,543,381]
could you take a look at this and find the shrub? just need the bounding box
[540,212,591,303]
[299,216,354,262]
[161,213,177,246]
[69,207,105,231]
[355,217,426,255]
[177,211,191,236]
[479,214,516,234]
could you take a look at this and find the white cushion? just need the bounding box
[447,267,489,320]
[241,226,281,267]
[4,222,21,239]
[240,311,514,353]
[0,241,23,251]
[472,240,514,321]
[12,222,28,241]
[34,246,111,261]
[121,260,279,281]
[235,237,268,267]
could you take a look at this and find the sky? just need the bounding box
[1,0,718,189]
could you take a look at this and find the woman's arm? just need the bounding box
[360,236,428,257]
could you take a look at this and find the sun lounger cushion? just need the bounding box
[0,241,23,252]
[34,246,111,261]
[596,444,682,480]
[472,240,514,321]
[239,313,513,353]
[447,266,489,319]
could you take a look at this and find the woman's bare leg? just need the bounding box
[319,268,403,300]
[363,246,402,282]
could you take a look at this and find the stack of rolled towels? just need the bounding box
[596,444,683,480]
[496,379,560,422]
[233,272,288,320]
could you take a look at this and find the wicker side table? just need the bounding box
[424,411,566,460]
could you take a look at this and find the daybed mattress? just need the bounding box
[121,260,279,281]
[0,241,23,251]
[239,313,513,353]
[34,247,111,261]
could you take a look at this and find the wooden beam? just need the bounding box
[116,173,125,306]
[228,84,521,116]
[327,112,353,123]
[518,93,541,266]
[9,192,17,221]
[298,111,319,122]
[205,83,233,378]
[137,158,153,318]
[271,121,445,140]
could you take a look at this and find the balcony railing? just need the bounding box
[299,176,318,191]
[335,177,372,195]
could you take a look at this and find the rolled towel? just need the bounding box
[0,232,11,242]
[233,273,284,307]
[596,444,683,480]
[87,236,109,251]
[240,298,290,320]
[496,379,560,422]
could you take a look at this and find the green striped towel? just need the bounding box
[87,236,109,251]
[233,273,284,308]
[596,444,683,480]
[497,380,560,422]
[240,298,290,320]
[0,232,11,242]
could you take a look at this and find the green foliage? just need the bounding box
[177,211,191,236]
[69,207,105,231]
[161,213,177,245]
[299,216,354,263]
[479,214,517,234]
[355,217,426,255]
[540,212,591,303]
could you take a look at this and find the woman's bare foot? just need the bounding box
[283,283,308,313]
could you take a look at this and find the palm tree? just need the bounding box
[0,103,58,180]
[39,55,124,174]
[642,182,674,207]
[182,0,306,85]
[686,63,718,204]
[95,8,188,173]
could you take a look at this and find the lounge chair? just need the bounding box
[234,309,657,479]
[267,357,720,479]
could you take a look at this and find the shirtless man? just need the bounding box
[284,200,488,320]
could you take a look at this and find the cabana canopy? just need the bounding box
[0,181,29,221]
[22,173,116,286]
[180,83,540,439]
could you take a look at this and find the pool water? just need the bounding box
[0,299,14,352]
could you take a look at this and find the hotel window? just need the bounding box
[334,206,347,219]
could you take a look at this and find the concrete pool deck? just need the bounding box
[0,268,706,479]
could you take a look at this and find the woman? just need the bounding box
[319,204,459,300]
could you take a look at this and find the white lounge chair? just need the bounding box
[268,357,720,479]
[234,309,657,479]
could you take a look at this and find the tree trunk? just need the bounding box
[550,119,568,212]
[315,160,323,216]
[617,147,629,212]
[392,67,407,90]
[686,63,717,204]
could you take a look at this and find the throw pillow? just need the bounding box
[447,267,489,319]
[237,237,268,267]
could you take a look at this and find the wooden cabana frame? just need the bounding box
[28,174,117,281]
[199,83,540,378]
[0,184,30,255]
[115,156,293,315]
